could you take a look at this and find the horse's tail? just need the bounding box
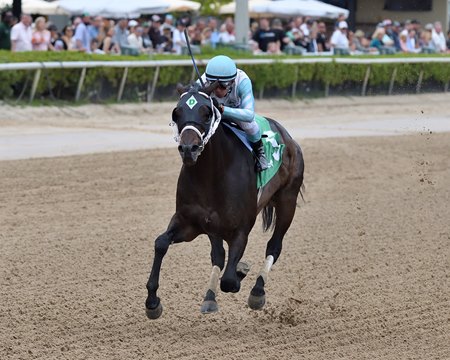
[262,205,276,232]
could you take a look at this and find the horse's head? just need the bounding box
[171,82,221,166]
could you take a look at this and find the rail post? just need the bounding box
[75,67,87,102]
[29,69,41,103]
[117,67,129,102]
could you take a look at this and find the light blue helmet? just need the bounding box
[205,55,237,83]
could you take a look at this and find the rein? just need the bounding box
[170,91,222,153]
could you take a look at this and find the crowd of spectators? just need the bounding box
[1,9,450,56]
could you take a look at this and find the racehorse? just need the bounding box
[145,82,304,319]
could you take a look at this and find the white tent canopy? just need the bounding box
[58,0,200,17]
[0,0,68,15]
[220,0,349,19]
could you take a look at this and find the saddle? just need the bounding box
[222,114,285,189]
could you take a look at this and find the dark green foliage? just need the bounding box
[0,50,449,102]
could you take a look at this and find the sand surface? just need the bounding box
[1,96,450,359]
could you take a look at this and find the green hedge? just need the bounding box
[0,50,450,102]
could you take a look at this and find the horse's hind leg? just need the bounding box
[145,215,198,319]
[248,188,300,310]
[201,235,225,314]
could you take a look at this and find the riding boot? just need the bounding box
[251,139,269,172]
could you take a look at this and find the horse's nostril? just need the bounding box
[191,145,199,153]
[178,145,184,153]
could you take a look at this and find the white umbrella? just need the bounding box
[58,0,200,17]
[167,0,201,12]
[0,0,68,15]
[220,0,349,19]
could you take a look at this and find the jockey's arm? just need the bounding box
[222,78,255,122]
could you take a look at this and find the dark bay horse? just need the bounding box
[145,83,304,319]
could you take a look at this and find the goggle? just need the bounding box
[207,80,233,89]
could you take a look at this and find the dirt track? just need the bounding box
[1,100,450,359]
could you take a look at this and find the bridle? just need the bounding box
[170,90,222,154]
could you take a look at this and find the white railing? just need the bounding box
[1,57,449,102]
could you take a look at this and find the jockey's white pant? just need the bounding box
[235,119,261,143]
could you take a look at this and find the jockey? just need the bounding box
[200,55,269,172]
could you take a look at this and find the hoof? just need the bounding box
[145,302,163,320]
[248,293,266,310]
[201,300,219,314]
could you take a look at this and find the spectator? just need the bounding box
[399,33,408,52]
[201,27,212,46]
[381,20,395,47]
[101,27,120,54]
[172,19,187,54]
[0,10,14,50]
[159,27,173,53]
[60,25,76,50]
[391,21,402,51]
[307,28,319,53]
[252,18,277,52]
[32,17,52,51]
[90,38,104,54]
[113,18,130,51]
[218,22,236,44]
[316,22,329,52]
[406,29,421,53]
[330,21,349,51]
[370,27,385,51]
[300,18,312,39]
[48,24,64,51]
[141,22,153,50]
[206,17,220,48]
[287,27,307,49]
[188,24,202,46]
[10,13,32,52]
[351,29,369,53]
[74,13,92,52]
[292,16,303,31]
[335,13,347,29]
[128,19,138,37]
[160,14,175,34]
[431,21,446,53]
[271,18,289,51]
[420,24,435,51]
[128,26,147,54]
[89,16,105,44]
[266,41,281,54]
[149,15,164,50]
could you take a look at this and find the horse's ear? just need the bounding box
[203,81,219,96]
[176,83,189,95]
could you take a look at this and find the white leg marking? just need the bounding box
[259,255,274,284]
[208,265,221,294]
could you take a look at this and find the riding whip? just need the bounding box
[183,29,205,87]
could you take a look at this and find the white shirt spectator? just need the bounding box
[330,29,349,49]
[10,21,32,51]
[431,29,446,52]
[128,33,143,51]
[218,31,235,44]
[300,23,310,37]
[172,27,187,55]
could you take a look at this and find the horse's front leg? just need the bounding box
[200,235,225,314]
[145,215,198,320]
[220,232,248,293]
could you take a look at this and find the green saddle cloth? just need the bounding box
[255,114,285,189]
